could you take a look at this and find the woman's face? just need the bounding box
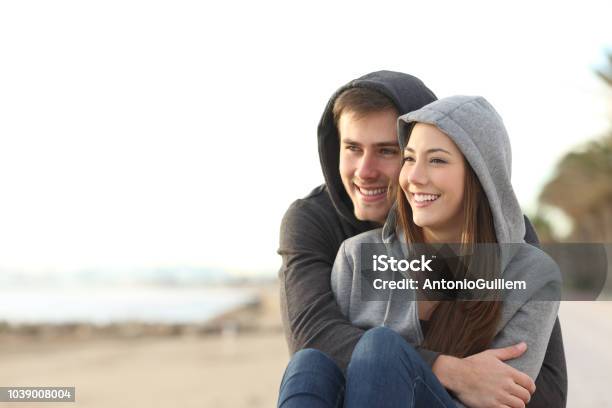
[399,123,466,241]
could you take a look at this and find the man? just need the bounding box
[278,71,566,406]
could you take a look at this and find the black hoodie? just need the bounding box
[278,71,566,407]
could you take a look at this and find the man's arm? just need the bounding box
[278,199,364,371]
[527,318,567,407]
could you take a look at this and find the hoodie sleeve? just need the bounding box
[493,297,560,380]
[491,253,561,382]
[279,198,442,371]
[278,198,365,371]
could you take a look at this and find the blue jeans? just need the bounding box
[277,326,456,408]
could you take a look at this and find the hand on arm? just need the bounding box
[433,343,535,408]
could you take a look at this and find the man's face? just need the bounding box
[338,109,401,224]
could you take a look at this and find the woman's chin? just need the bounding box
[412,215,434,229]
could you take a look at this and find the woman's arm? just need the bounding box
[489,249,562,381]
[434,248,562,408]
[433,317,566,408]
[434,293,559,408]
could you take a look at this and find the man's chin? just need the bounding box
[354,208,386,225]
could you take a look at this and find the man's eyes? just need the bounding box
[380,148,399,155]
[343,145,399,156]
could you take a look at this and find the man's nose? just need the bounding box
[355,152,379,180]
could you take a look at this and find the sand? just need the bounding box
[0,284,288,408]
[0,332,288,408]
[0,285,610,407]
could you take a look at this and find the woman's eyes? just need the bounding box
[402,156,447,164]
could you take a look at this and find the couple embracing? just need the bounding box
[277,71,565,408]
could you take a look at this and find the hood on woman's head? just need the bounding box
[396,96,525,244]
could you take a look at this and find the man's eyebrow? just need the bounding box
[375,142,400,148]
[404,147,452,154]
[342,138,399,148]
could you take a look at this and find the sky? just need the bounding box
[0,0,610,275]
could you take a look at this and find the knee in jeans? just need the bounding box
[358,326,404,352]
[351,327,421,371]
[287,349,336,374]
[352,327,401,363]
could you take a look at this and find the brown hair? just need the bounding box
[332,87,398,127]
[396,154,502,357]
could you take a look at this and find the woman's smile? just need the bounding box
[410,192,441,208]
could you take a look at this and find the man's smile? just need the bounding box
[355,184,388,202]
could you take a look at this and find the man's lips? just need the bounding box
[355,184,388,202]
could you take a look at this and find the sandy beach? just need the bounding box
[0,285,611,407]
[0,284,288,408]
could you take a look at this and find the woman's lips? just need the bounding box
[410,192,441,208]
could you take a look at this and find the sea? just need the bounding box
[0,270,264,325]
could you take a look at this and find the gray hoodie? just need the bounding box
[331,96,561,405]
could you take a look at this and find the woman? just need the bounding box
[278,96,561,407]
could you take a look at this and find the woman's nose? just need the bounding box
[406,160,428,185]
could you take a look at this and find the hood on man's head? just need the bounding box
[397,95,525,244]
[318,70,437,232]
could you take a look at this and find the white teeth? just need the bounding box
[413,193,440,202]
[358,187,386,196]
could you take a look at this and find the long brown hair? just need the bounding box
[396,159,502,357]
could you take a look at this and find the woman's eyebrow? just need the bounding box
[404,147,452,155]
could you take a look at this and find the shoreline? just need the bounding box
[0,283,282,341]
